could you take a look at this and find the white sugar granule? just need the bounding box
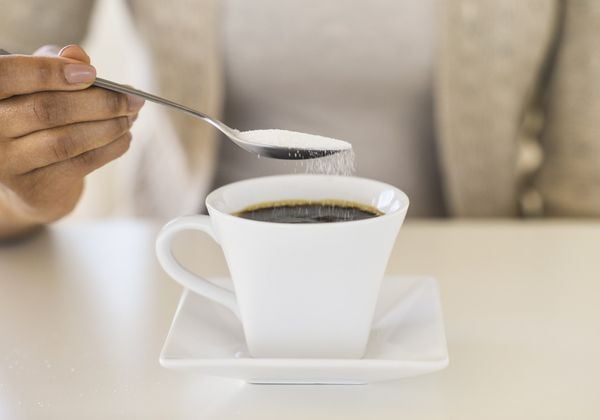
[238,129,351,151]
[238,128,356,176]
[302,149,356,176]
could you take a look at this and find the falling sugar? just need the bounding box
[303,149,355,176]
[235,127,360,222]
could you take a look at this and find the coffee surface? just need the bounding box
[234,200,382,223]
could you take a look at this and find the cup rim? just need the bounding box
[205,174,409,227]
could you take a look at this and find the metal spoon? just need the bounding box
[0,48,340,160]
[94,78,346,159]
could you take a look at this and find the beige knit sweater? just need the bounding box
[2,0,599,217]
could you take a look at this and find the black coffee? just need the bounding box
[234,200,383,223]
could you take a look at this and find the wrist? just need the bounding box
[0,185,43,240]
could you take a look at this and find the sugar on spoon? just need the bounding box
[0,49,351,160]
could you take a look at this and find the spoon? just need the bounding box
[0,48,343,160]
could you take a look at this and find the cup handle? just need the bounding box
[155,215,240,319]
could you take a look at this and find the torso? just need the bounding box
[214,0,445,217]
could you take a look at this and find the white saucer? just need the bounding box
[160,276,448,384]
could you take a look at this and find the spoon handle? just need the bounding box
[0,49,337,159]
[0,49,219,127]
[92,77,234,135]
[93,78,209,120]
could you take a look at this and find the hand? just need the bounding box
[0,45,144,239]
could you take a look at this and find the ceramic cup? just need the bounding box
[156,175,408,358]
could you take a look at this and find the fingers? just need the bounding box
[52,131,133,177]
[4,116,133,174]
[6,132,131,220]
[0,87,144,138]
[58,45,91,64]
[0,54,96,100]
[33,44,91,64]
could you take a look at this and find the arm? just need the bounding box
[435,0,558,217]
[536,0,600,216]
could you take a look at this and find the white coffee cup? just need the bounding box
[156,175,408,358]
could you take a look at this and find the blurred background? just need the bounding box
[78,0,443,220]
[69,0,156,220]
[2,0,600,221]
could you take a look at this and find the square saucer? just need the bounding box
[160,276,448,384]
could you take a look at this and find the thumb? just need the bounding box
[58,44,91,64]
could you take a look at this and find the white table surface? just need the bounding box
[1,219,599,419]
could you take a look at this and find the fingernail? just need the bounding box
[60,44,91,62]
[59,44,77,56]
[64,64,96,84]
[127,94,145,112]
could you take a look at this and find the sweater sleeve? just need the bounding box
[536,0,600,216]
[0,0,95,53]
[435,0,558,217]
